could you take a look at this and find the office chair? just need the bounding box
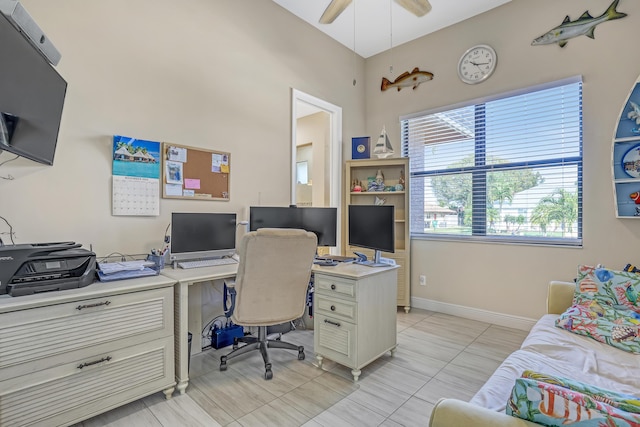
[220,228,317,380]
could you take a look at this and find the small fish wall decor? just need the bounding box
[532,0,627,48]
[381,67,434,92]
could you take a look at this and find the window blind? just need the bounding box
[401,77,583,245]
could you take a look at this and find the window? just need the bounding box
[401,77,582,246]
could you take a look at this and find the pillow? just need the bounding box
[574,265,640,312]
[556,301,640,354]
[507,370,640,426]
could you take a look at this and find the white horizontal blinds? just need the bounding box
[485,84,582,165]
[401,78,583,244]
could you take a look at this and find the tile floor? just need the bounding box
[77,308,529,427]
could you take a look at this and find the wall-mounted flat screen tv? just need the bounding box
[0,12,67,165]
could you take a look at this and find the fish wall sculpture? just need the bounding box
[532,0,626,48]
[381,67,434,92]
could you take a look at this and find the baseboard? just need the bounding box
[410,296,536,331]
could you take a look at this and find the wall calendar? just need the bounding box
[111,135,161,216]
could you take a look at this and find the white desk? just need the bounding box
[160,264,238,394]
[161,261,398,392]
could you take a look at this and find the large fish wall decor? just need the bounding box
[381,67,434,92]
[532,0,627,48]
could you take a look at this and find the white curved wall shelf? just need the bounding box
[613,75,640,218]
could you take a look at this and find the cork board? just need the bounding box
[161,142,230,201]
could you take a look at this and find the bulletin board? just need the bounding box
[161,142,230,201]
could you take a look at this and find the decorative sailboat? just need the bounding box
[373,126,394,158]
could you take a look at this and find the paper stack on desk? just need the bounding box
[97,260,159,282]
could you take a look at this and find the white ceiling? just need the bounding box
[272,0,512,58]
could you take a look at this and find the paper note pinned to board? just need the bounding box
[165,184,182,196]
[167,146,187,163]
[212,153,222,173]
[184,178,200,189]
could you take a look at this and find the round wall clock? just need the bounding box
[457,44,497,85]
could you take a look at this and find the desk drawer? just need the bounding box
[0,287,172,379]
[315,295,356,322]
[0,337,174,427]
[314,313,356,367]
[315,275,356,301]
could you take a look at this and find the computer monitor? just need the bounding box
[299,207,337,247]
[170,212,237,261]
[249,206,337,247]
[348,204,395,265]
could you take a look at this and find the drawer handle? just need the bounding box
[330,284,336,290]
[76,301,111,311]
[324,319,341,327]
[77,356,112,369]
[330,305,336,311]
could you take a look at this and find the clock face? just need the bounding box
[458,44,497,85]
[357,144,366,153]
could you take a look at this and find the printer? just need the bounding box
[0,241,96,296]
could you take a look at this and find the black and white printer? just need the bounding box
[0,242,96,296]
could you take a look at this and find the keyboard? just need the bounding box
[177,258,238,269]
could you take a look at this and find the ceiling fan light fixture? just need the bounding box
[319,0,353,24]
[394,0,432,17]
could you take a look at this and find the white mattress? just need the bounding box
[470,314,640,412]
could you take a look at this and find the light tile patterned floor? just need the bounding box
[77,308,529,427]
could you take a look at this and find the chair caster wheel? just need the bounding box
[220,356,227,371]
[297,346,305,360]
[264,363,273,380]
[232,338,239,350]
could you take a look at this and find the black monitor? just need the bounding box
[249,206,337,247]
[0,12,67,165]
[348,205,395,265]
[170,213,237,261]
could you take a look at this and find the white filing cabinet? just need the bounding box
[0,276,175,427]
[313,263,398,381]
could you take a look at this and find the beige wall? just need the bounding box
[365,0,640,320]
[0,0,365,256]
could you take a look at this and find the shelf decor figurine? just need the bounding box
[396,170,405,191]
[373,126,394,158]
[367,169,385,192]
[630,191,640,216]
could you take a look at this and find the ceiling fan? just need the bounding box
[319,0,432,24]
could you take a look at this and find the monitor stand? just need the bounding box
[355,250,387,268]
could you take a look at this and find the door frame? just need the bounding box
[291,89,342,254]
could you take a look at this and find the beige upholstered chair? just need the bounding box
[219,228,317,380]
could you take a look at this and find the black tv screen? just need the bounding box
[348,204,395,254]
[249,206,337,247]
[0,12,67,165]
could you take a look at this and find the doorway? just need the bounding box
[291,89,342,255]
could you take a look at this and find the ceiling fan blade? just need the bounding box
[394,0,432,17]
[319,0,352,24]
